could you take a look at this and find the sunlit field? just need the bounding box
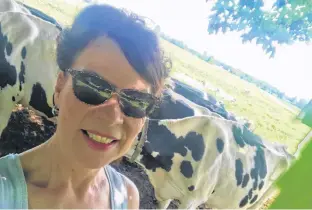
[162,40,310,154]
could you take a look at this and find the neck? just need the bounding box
[19,134,106,196]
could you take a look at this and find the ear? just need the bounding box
[53,71,67,107]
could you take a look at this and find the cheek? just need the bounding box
[124,118,145,144]
[58,83,86,127]
[130,118,144,135]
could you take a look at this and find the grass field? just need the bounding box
[162,40,310,153]
[17,0,310,154]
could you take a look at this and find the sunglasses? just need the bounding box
[66,68,159,118]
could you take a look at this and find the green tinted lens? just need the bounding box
[73,77,112,105]
[119,90,156,118]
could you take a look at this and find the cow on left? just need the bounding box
[0,0,61,137]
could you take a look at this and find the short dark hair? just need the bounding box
[56,4,171,95]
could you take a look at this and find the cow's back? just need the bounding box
[205,122,292,209]
[150,88,222,120]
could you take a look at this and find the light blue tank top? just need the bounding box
[0,154,128,209]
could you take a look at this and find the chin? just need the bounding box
[74,152,117,169]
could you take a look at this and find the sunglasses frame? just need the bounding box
[65,68,160,118]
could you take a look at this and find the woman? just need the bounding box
[0,3,170,209]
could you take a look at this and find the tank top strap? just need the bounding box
[104,165,128,209]
[0,153,28,208]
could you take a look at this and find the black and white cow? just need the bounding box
[129,115,295,209]
[0,2,61,137]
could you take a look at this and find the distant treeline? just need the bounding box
[160,33,309,109]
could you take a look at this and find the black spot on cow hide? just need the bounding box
[258,180,264,190]
[5,42,12,56]
[21,46,27,59]
[232,124,264,148]
[216,138,224,153]
[140,148,174,172]
[188,185,195,191]
[254,149,267,179]
[184,132,205,161]
[232,125,245,147]
[250,149,267,190]
[19,61,25,91]
[232,123,268,195]
[0,24,17,89]
[173,79,205,100]
[171,79,232,120]
[242,173,250,188]
[239,195,249,208]
[29,83,53,118]
[250,195,258,204]
[235,159,243,186]
[180,160,193,178]
[140,120,205,173]
[149,92,195,120]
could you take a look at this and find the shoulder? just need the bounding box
[122,175,140,209]
[106,165,140,209]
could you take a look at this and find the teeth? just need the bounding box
[87,132,114,144]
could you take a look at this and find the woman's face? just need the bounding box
[54,36,151,168]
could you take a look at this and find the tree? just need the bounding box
[154,25,161,35]
[297,98,309,109]
[207,0,312,57]
[278,91,285,99]
[289,96,298,103]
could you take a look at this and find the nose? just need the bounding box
[93,94,124,125]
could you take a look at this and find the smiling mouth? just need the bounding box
[81,129,118,144]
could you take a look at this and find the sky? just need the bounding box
[101,0,312,100]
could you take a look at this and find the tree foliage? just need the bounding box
[207,0,312,57]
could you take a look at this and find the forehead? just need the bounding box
[71,36,151,92]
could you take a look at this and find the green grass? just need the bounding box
[162,40,310,153]
[18,0,310,154]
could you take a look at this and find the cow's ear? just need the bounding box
[54,71,67,106]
